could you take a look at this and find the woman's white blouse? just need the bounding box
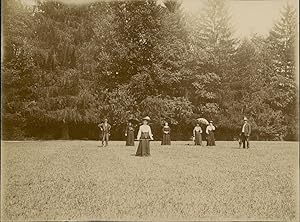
[206,125,215,134]
[137,125,153,140]
[193,126,202,136]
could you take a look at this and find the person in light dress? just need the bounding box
[193,123,202,146]
[136,116,153,156]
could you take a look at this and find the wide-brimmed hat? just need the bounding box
[142,116,151,121]
[209,120,213,123]
[243,117,248,121]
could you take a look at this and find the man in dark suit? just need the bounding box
[98,118,111,147]
[241,117,251,149]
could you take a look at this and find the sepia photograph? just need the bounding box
[1,0,299,221]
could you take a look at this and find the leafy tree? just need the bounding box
[2,0,297,141]
[138,95,194,139]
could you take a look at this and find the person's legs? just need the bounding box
[199,135,202,146]
[105,133,109,146]
[211,132,216,146]
[242,133,246,148]
[102,133,105,146]
[206,134,210,146]
[246,136,250,148]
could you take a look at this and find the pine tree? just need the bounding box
[2,0,38,139]
[266,4,297,109]
[26,1,99,139]
[152,0,190,97]
[266,4,298,139]
[227,36,287,139]
[193,0,237,72]
[185,0,236,121]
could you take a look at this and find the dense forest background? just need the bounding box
[2,0,298,141]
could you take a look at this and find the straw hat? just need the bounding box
[142,116,151,121]
[243,117,248,121]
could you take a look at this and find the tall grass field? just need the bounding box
[1,141,298,221]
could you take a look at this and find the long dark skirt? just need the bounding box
[195,132,202,145]
[207,131,216,146]
[126,131,135,146]
[136,139,150,156]
[161,134,171,145]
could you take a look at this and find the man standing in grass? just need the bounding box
[241,117,251,149]
[98,118,111,147]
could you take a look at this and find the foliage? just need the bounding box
[2,0,298,140]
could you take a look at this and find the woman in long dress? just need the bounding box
[206,120,216,146]
[136,116,154,156]
[193,123,202,146]
[125,122,135,146]
[161,122,171,145]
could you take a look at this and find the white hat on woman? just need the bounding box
[142,116,151,121]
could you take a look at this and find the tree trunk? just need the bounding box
[61,123,70,140]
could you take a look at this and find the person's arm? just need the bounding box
[200,127,203,133]
[193,127,196,137]
[137,126,141,140]
[206,126,209,134]
[149,126,154,140]
[125,126,128,136]
[248,124,251,136]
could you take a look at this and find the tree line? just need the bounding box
[2,0,298,141]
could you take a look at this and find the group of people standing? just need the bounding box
[192,121,216,146]
[98,116,251,157]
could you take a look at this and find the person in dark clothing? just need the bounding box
[241,117,251,149]
[98,118,111,147]
[206,120,216,146]
[161,122,171,145]
[125,122,135,146]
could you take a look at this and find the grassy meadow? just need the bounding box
[1,140,298,221]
